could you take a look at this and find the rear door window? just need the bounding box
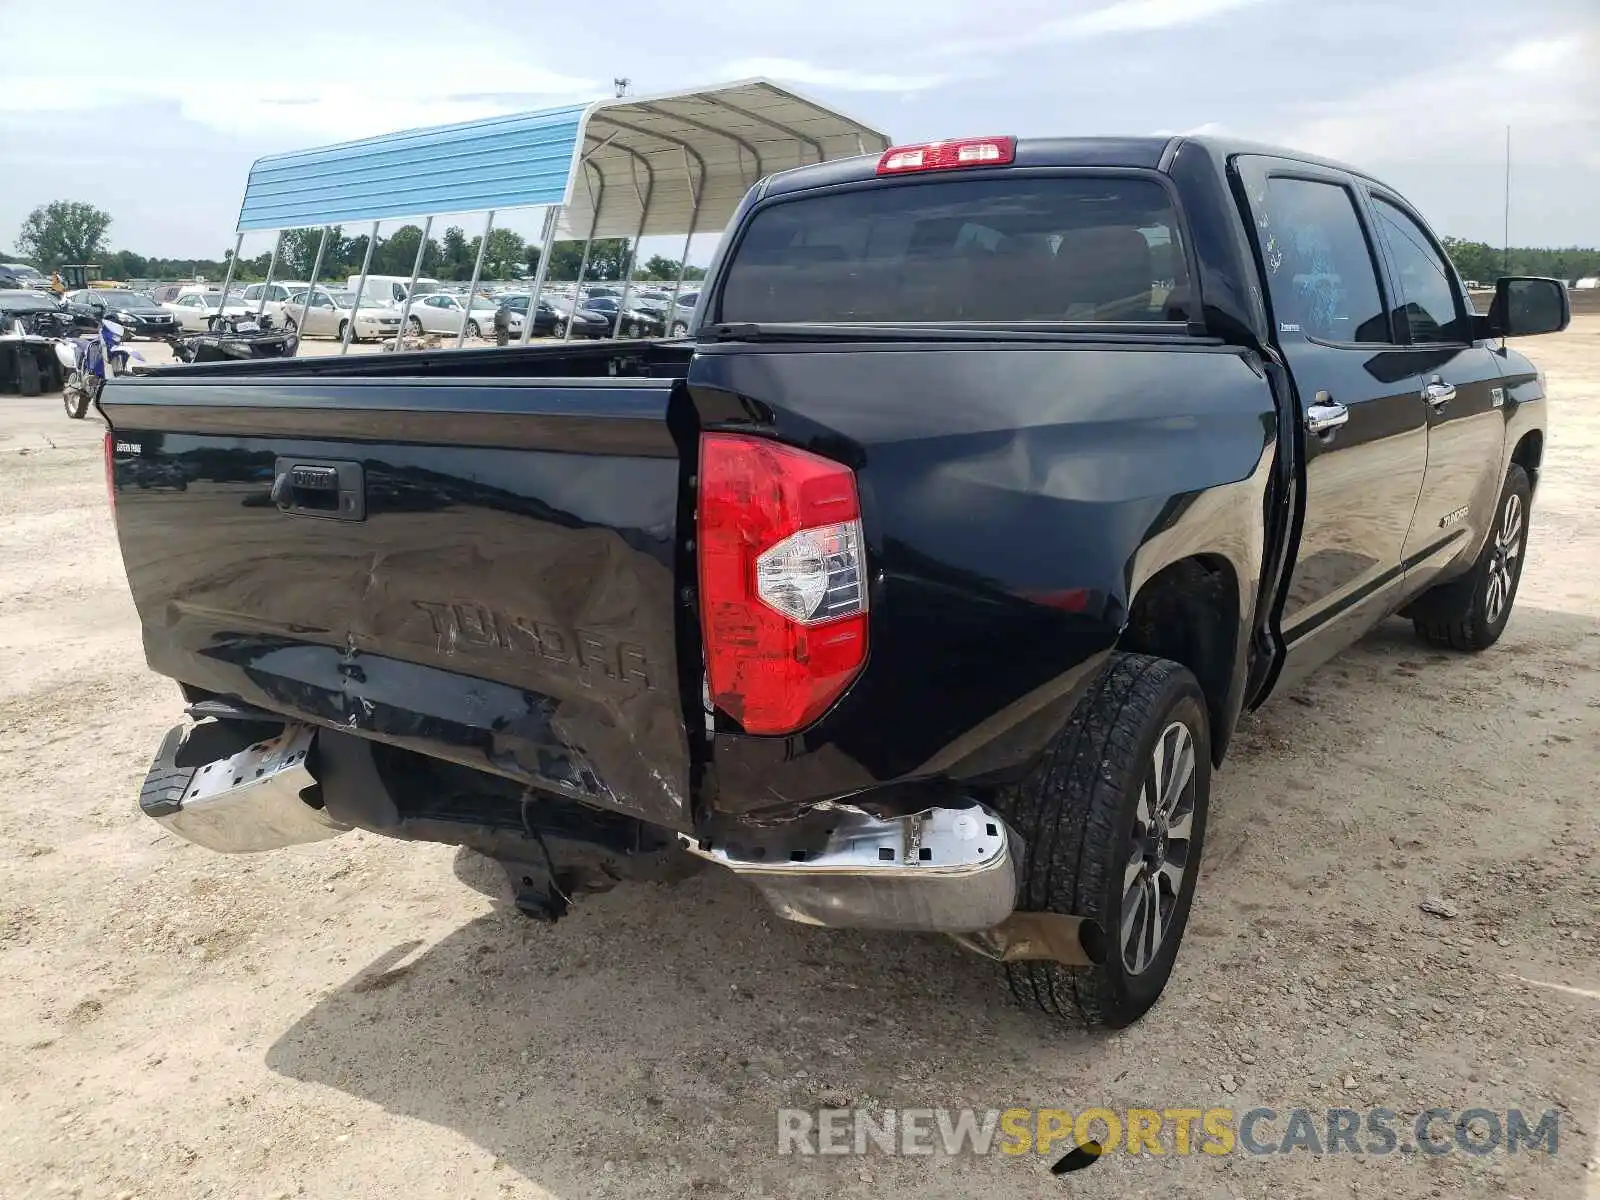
[717,177,1191,325]
[1257,177,1390,344]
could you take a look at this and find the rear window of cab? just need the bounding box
[718,177,1191,326]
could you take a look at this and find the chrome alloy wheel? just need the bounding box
[1121,720,1198,975]
[1485,492,1524,626]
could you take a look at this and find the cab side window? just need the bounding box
[1259,177,1390,344]
[1370,197,1470,344]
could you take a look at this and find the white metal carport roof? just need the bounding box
[235,79,891,238]
[558,80,891,240]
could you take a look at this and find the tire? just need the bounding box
[63,373,89,419]
[671,321,689,337]
[1411,464,1531,652]
[992,653,1211,1029]
[18,351,41,397]
[338,320,350,343]
[408,316,424,335]
[282,316,297,334]
[466,320,482,339]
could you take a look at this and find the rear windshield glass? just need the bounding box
[718,176,1191,325]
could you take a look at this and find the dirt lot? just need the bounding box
[2,323,1597,1200]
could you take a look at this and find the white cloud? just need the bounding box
[1498,36,1581,71]
[719,57,948,93]
[0,9,598,142]
[1045,0,1269,38]
[1282,29,1599,169]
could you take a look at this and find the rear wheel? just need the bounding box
[337,319,350,343]
[282,315,297,334]
[1411,464,1531,652]
[671,321,689,337]
[466,320,482,339]
[992,653,1211,1029]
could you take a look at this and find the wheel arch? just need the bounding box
[1118,554,1243,765]
[1510,429,1543,490]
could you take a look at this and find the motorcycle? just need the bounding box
[56,305,141,419]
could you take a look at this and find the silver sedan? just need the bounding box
[406,293,503,339]
[283,289,404,341]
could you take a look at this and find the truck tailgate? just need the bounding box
[101,374,693,830]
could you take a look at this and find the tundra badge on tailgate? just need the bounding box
[412,600,655,690]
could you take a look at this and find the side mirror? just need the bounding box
[1488,277,1570,338]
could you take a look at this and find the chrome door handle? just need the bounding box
[1423,376,1456,406]
[1305,401,1349,435]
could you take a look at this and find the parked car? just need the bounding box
[281,288,404,341]
[498,294,611,339]
[581,295,665,338]
[163,291,252,333]
[101,134,1567,1030]
[668,290,699,336]
[238,281,311,325]
[1,263,50,291]
[405,292,503,338]
[62,288,180,340]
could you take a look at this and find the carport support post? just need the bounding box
[340,220,380,355]
[614,206,649,335]
[561,232,596,344]
[518,206,558,346]
[669,153,702,311]
[455,209,495,349]
[216,232,244,318]
[295,227,331,335]
[255,232,282,318]
[394,215,433,348]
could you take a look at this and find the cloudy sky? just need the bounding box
[1,0,1595,264]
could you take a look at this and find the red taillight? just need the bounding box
[103,430,116,510]
[698,434,868,735]
[876,135,1015,175]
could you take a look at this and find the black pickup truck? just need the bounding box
[102,135,1569,1028]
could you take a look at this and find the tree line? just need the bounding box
[13,198,1596,289]
[12,200,708,286]
[1438,237,1600,286]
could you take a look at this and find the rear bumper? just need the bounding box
[684,803,1020,933]
[138,720,348,853]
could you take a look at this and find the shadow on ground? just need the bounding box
[265,609,1600,1198]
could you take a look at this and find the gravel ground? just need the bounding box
[1,322,1597,1200]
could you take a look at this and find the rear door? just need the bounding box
[1362,190,1507,581]
[1233,157,1429,684]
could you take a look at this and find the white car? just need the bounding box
[407,292,502,339]
[163,292,253,332]
[238,281,310,326]
[283,288,404,341]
